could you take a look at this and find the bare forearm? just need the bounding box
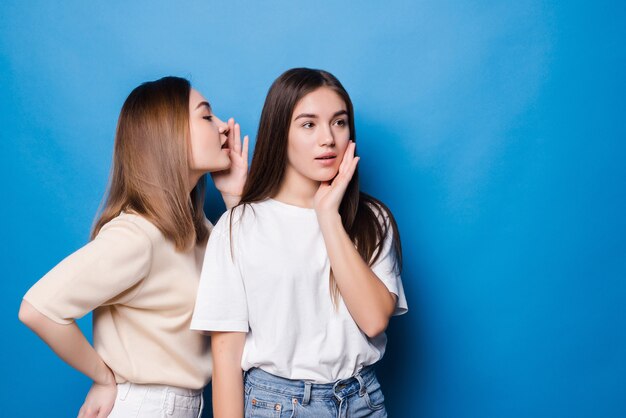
[18,300,114,385]
[212,366,244,418]
[317,213,396,337]
[212,332,246,418]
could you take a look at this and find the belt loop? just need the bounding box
[118,382,131,401]
[302,381,312,406]
[166,391,176,415]
[354,371,366,397]
[197,393,204,418]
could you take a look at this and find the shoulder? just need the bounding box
[96,213,158,250]
[211,202,265,235]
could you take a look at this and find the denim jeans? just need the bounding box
[108,382,204,417]
[243,366,387,417]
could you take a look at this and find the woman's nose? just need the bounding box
[215,117,228,134]
[319,126,336,146]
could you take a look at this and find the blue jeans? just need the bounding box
[243,366,387,417]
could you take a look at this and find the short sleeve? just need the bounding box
[370,211,408,316]
[23,217,153,324]
[191,211,249,332]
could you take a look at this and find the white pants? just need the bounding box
[108,382,204,417]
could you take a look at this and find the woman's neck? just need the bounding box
[188,171,202,193]
[273,166,319,209]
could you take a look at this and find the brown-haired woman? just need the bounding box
[19,76,248,418]
[191,68,408,417]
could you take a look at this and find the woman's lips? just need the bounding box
[315,153,337,166]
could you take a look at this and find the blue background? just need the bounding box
[1,1,624,417]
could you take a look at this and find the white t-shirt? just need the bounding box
[191,198,408,383]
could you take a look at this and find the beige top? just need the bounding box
[23,213,212,389]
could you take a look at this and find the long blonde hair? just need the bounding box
[92,76,209,250]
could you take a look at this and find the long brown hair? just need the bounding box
[238,68,402,304]
[92,76,209,250]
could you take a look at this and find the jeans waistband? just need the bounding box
[244,365,378,401]
[118,382,203,397]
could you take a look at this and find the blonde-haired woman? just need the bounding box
[18,76,248,418]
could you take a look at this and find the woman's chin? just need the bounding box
[205,159,232,173]
[221,158,233,171]
[320,166,341,181]
[314,171,339,182]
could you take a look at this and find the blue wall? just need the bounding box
[1,1,624,417]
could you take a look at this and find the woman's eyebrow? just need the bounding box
[195,101,212,111]
[294,113,317,120]
[294,110,348,120]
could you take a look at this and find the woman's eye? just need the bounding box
[302,122,314,128]
[203,115,213,122]
[334,119,346,127]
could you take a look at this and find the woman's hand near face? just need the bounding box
[312,142,396,337]
[313,141,359,218]
[212,118,249,209]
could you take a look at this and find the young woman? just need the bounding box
[19,76,248,418]
[191,68,408,417]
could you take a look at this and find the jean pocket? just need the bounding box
[246,387,284,418]
[117,382,131,401]
[363,381,386,411]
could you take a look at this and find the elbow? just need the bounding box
[18,300,41,330]
[361,294,396,338]
[362,316,390,339]
[18,300,34,327]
